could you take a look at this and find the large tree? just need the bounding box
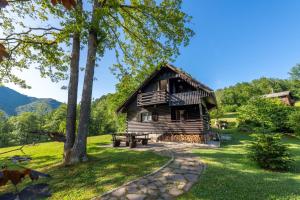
[1,0,194,165]
[64,0,194,165]
[0,0,83,163]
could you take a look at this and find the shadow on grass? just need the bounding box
[0,147,168,200]
[179,160,300,200]
[179,131,300,200]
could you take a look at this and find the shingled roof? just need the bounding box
[263,91,292,98]
[116,64,216,113]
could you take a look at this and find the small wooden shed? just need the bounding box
[116,64,217,143]
[263,91,296,106]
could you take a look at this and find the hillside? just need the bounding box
[0,86,61,115]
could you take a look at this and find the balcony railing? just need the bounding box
[137,90,168,106]
[137,90,205,107]
[169,91,203,106]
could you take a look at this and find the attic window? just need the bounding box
[141,112,152,122]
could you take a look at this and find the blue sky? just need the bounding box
[6,0,300,102]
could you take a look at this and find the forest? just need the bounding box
[215,64,300,112]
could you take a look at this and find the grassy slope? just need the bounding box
[0,135,168,200]
[179,130,300,200]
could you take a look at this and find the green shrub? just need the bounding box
[238,97,293,132]
[288,109,300,135]
[210,108,224,120]
[223,105,239,112]
[249,134,294,171]
[228,121,237,128]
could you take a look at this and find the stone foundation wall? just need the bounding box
[158,133,205,143]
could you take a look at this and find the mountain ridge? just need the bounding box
[0,86,62,115]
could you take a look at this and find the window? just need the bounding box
[171,109,186,121]
[141,112,152,122]
[157,79,168,91]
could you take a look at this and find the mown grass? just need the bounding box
[0,135,168,200]
[179,130,300,200]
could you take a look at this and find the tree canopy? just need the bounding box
[289,64,300,80]
[216,76,300,111]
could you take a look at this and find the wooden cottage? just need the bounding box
[263,91,295,106]
[117,64,217,143]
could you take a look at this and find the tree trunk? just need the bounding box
[67,0,100,164]
[63,0,82,165]
[63,32,80,164]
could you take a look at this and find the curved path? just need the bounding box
[94,142,217,200]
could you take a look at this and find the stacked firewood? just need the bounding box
[158,133,204,143]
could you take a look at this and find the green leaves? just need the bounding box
[289,64,300,81]
[238,97,293,133]
[100,0,194,80]
[287,109,300,135]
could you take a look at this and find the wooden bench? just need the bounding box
[111,133,150,148]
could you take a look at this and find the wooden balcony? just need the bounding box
[169,91,203,106]
[137,90,168,106]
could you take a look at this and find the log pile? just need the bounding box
[158,133,204,143]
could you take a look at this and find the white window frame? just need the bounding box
[141,112,152,122]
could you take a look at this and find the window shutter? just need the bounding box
[152,111,158,121]
[137,113,141,122]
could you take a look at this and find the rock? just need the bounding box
[137,179,148,185]
[140,187,147,194]
[126,194,146,200]
[127,185,139,193]
[148,183,158,190]
[177,182,186,190]
[169,174,186,182]
[161,193,173,200]
[159,187,167,193]
[168,188,184,196]
[112,188,126,197]
[183,182,193,192]
[184,174,199,182]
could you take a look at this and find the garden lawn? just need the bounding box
[0,135,168,200]
[179,130,300,200]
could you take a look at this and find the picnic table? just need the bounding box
[111,133,150,148]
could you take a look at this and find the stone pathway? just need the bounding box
[93,142,214,200]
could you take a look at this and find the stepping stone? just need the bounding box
[137,179,148,185]
[183,182,193,192]
[127,185,139,193]
[177,182,186,190]
[96,145,207,200]
[148,183,158,190]
[126,194,146,200]
[112,188,126,197]
[161,193,173,200]
[169,174,186,182]
[159,187,167,193]
[185,174,199,183]
[168,188,184,196]
[139,187,147,194]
